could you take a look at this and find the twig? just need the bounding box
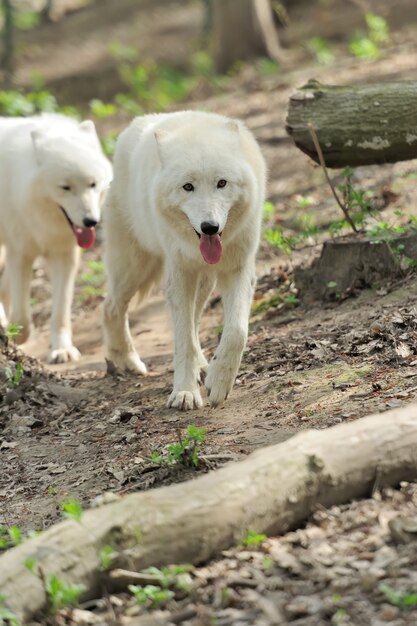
[308,123,358,233]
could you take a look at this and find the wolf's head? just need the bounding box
[31,120,113,249]
[153,118,257,264]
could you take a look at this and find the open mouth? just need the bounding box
[60,207,96,249]
[194,229,223,265]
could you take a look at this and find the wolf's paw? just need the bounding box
[167,388,203,411]
[48,345,81,364]
[107,351,148,375]
[205,360,235,407]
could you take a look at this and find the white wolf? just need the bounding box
[0,114,113,362]
[103,110,266,410]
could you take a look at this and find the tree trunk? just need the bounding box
[2,404,417,622]
[212,0,283,73]
[1,0,14,84]
[286,80,417,167]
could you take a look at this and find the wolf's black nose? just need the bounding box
[201,221,219,235]
[83,217,98,228]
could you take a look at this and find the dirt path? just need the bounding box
[3,21,417,532]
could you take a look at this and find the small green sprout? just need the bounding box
[379,583,417,610]
[151,425,206,467]
[4,324,23,339]
[263,201,275,221]
[4,362,24,388]
[306,36,335,65]
[142,564,193,592]
[99,545,116,571]
[242,530,267,547]
[23,558,38,573]
[46,575,85,613]
[0,525,23,549]
[128,584,174,608]
[61,498,83,523]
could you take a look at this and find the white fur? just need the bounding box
[0,114,112,362]
[103,110,266,409]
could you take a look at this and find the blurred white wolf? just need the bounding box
[103,110,266,410]
[0,114,112,362]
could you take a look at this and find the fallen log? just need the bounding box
[286,79,417,167]
[2,403,417,622]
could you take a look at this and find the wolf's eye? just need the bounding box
[61,185,71,191]
[90,182,96,188]
[183,183,194,192]
[217,179,227,189]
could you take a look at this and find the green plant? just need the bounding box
[129,584,174,608]
[4,323,22,339]
[262,555,274,570]
[45,575,85,614]
[251,291,299,317]
[89,99,117,119]
[23,558,38,573]
[0,596,19,626]
[142,564,193,593]
[117,60,193,112]
[79,260,106,303]
[0,525,22,550]
[263,226,299,255]
[242,530,267,546]
[379,583,417,609]
[349,13,390,60]
[14,9,41,30]
[99,545,116,571]
[262,201,275,222]
[100,132,118,158]
[296,194,315,210]
[256,57,281,76]
[4,362,24,388]
[24,558,85,615]
[61,498,83,523]
[192,52,225,92]
[0,89,57,116]
[306,36,335,65]
[151,425,206,467]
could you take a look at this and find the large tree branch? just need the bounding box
[2,404,417,622]
[286,80,417,167]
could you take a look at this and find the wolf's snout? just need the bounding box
[83,217,98,228]
[201,221,219,235]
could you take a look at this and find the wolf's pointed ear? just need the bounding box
[79,120,97,135]
[226,120,240,134]
[154,128,169,163]
[31,128,45,164]
[154,128,169,144]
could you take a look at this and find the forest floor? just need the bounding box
[2,1,417,624]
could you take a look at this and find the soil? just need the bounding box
[2,1,417,625]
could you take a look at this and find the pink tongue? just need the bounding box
[200,233,222,264]
[72,224,96,249]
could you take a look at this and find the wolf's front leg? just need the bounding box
[7,249,34,344]
[166,267,204,410]
[205,265,256,407]
[48,247,81,363]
